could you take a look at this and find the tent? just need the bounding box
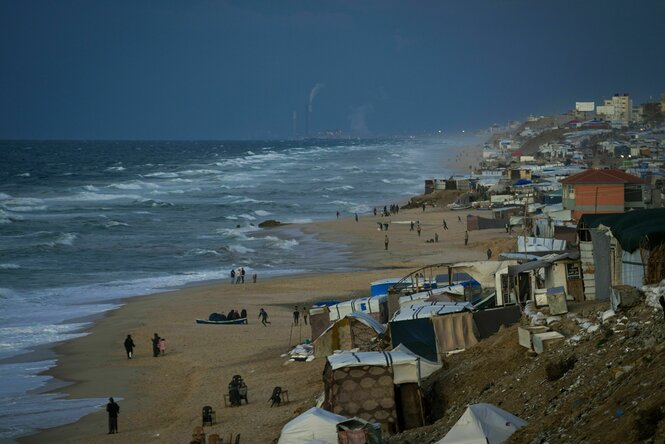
[436,403,527,444]
[328,295,388,323]
[389,302,478,362]
[323,350,441,435]
[278,407,348,444]
[314,312,386,358]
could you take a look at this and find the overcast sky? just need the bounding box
[1,0,664,139]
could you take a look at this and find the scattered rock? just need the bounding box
[258,219,285,228]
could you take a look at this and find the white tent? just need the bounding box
[278,407,347,444]
[436,403,527,444]
[328,295,386,321]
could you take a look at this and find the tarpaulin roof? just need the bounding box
[391,302,473,322]
[326,350,441,384]
[318,311,385,339]
[580,208,665,252]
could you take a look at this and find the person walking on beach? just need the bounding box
[302,306,309,325]
[230,268,235,284]
[434,232,439,243]
[123,334,135,359]
[384,234,389,250]
[151,333,160,357]
[410,221,414,231]
[417,222,422,237]
[106,397,120,434]
[252,273,257,283]
[259,308,271,326]
[487,248,492,260]
[158,337,166,355]
[373,207,377,216]
[443,219,448,230]
[293,306,300,325]
[241,267,246,284]
[464,230,469,246]
[336,211,340,219]
[458,215,462,223]
[355,213,358,222]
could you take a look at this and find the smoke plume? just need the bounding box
[308,83,325,112]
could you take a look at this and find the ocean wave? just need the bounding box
[3,205,47,212]
[324,185,354,192]
[3,197,45,207]
[381,178,413,185]
[137,199,174,208]
[185,248,222,257]
[226,244,256,254]
[254,210,271,217]
[237,213,256,220]
[16,172,31,177]
[168,178,193,183]
[179,169,221,176]
[263,236,299,250]
[103,221,129,228]
[0,193,12,201]
[62,191,144,202]
[105,166,126,172]
[47,233,78,247]
[107,181,159,191]
[0,264,20,270]
[143,172,179,179]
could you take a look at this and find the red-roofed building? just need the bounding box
[561,169,645,220]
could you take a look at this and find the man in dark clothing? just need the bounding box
[660,296,665,320]
[259,308,271,326]
[487,248,492,260]
[106,397,120,434]
[293,306,300,325]
[151,333,160,357]
[123,334,135,359]
[241,267,245,283]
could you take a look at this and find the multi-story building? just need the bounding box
[561,168,645,220]
[596,94,632,126]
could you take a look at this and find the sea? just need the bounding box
[0,135,479,440]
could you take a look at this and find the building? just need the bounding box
[561,169,645,220]
[596,94,633,126]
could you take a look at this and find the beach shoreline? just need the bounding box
[17,140,492,443]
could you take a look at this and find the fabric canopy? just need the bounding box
[391,302,473,322]
[436,403,527,444]
[278,407,347,444]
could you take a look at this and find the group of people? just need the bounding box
[151,333,166,357]
[373,204,399,217]
[292,305,309,326]
[123,333,165,359]
[227,374,247,407]
[227,308,247,320]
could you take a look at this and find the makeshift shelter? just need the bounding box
[389,302,478,362]
[336,417,382,444]
[323,350,440,436]
[397,282,479,307]
[328,295,389,323]
[435,403,527,444]
[277,407,347,444]
[314,312,386,358]
[579,209,665,298]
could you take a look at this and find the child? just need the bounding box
[158,338,166,356]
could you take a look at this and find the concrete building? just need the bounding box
[561,168,645,220]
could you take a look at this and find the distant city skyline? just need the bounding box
[1,0,664,140]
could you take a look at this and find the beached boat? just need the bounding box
[196,317,248,325]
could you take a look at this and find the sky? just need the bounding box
[1,0,664,140]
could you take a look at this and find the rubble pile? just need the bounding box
[387,292,665,443]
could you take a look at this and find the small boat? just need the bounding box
[196,317,248,325]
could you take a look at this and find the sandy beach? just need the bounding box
[19,200,511,444]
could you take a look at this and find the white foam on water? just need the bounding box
[226,244,255,254]
[262,236,299,250]
[237,213,256,220]
[185,248,222,257]
[0,193,12,200]
[103,221,129,228]
[253,210,271,216]
[143,172,179,178]
[105,166,126,172]
[0,264,20,269]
